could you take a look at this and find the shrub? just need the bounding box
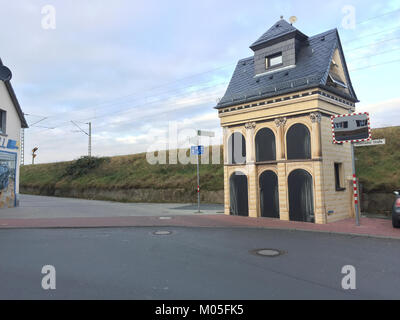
[64,156,108,178]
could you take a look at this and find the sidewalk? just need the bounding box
[1,214,399,240]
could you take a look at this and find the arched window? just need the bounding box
[228,132,246,164]
[259,170,279,218]
[229,172,248,216]
[287,124,311,160]
[288,169,314,223]
[255,128,276,162]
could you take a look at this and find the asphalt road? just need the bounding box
[0,195,224,219]
[0,227,399,299]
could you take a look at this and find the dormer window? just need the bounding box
[266,53,283,69]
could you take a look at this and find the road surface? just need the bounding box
[0,226,399,299]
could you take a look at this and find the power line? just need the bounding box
[24,9,400,134]
[349,47,400,61]
[35,63,236,120]
[30,80,229,132]
[346,36,400,52]
[350,58,400,72]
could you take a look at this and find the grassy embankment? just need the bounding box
[20,147,224,202]
[20,127,400,202]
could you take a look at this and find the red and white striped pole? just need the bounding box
[353,174,359,205]
[351,143,360,226]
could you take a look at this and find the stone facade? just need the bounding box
[219,88,356,224]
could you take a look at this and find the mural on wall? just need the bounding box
[0,151,16,208]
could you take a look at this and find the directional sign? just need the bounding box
[197,130,215,137]
[354,139,386,147]
[191,145,204,155]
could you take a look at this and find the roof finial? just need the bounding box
[289,16,298,25]
[280,15,284,20]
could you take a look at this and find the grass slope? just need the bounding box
[20,127,400,195]
[355,126,400,193]
[20,148,224,193]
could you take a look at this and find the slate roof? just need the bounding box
[0,58,28,128]
[216,22,358,109]
[250,19,306,50]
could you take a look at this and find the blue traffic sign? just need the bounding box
[191,145,204,155]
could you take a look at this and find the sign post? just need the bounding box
[331,112,372,226]
[350,143,360,226]
[190,130,215,213]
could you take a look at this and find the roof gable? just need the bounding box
[216,27,358,109]
[0,58,28,128]
[250,19,306,50]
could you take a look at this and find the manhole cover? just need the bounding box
[159,217,172,220]
[153,230,172,236]
[252,249,283,257]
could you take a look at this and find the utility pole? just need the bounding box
[71,121,92,157]
[88,121,92,157]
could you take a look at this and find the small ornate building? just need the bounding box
[216,19,358,224]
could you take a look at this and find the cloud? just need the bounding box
[1,0,399,163]
[359,97,400,128]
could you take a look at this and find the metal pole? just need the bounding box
[351,143,360,226]
[197,149,200,213]
[88,122,92,157]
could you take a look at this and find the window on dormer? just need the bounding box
[266,53,282,69]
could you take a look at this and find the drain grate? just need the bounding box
[252,249,284,257]
[153,230,172,236]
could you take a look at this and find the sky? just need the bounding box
[0,0,399,163]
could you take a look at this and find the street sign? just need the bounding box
[331,112,371,144]
[331,112,372,227]
[197,130,215,137]
[354,139,386,147]
[191,145,204,155]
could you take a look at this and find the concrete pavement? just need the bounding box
[0,194,223,219]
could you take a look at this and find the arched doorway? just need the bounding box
[288,169,314,222]
[229,172,248,216]
[255,128,276,162]
[228,132,246,164]
[286,123,311,160]
[259,171,279,218]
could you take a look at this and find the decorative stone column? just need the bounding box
[222,126,229,165]
[274,117,287,160]
[275,117,289,221]
[223,127,230,215]
[244,122,256,164]
[310,112,322,158]
[245,122,259,217]
[310,112,326,223]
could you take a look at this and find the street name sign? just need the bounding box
[354,139,386,147]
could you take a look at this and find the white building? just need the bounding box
[0,59,28,208]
